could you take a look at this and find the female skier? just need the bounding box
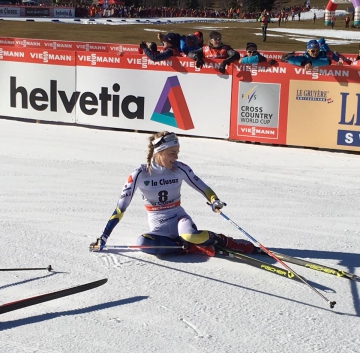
[90,131,255,256]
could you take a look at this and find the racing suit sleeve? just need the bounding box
[102,167,142,237]
[177,163,219,204]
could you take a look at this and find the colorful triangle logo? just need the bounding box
[151,76,194,130]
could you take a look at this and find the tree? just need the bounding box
[244,0,274,12]
[185,0,199,9]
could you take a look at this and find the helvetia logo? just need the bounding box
[9,77,144,118]
[150,76,194,130]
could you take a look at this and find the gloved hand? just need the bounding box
[269,59,276,66]
[89,234,108,252]
[139,41,147,50]
[211,200,227,212]
[196,58,204,68]
[219,61,227,74]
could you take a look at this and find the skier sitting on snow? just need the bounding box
[90,131,255,256]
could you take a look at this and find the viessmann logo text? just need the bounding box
[9,77,144,118]
[0,49,72,63]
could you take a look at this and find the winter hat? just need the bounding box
[163,32,179,46]
[186,34,199,47]
[209,31,221,39]
[194,31,203,39]
[307,40,320,50]
[246,42,257,51]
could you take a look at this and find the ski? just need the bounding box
[0,278,108,315]
[216,247,304,283]
[257,250,360,281]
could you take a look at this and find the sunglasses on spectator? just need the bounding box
[247,50,256,54]
[212,37,222,41]
[309,49,319,53]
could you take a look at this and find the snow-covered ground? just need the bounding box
[0,118,359,352]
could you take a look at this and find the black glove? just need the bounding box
[196,58,204,68]
[269,59,276,66]
[219,61,227,74]
[139,41,147,50]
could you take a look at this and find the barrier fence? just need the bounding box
[0,42,359,152]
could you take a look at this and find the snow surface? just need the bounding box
[0,117,359,353]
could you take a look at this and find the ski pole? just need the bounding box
[0,265,53,272]
[214,207,336,309]
[103,245,185,250]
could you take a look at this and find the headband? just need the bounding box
[152,133,180,154]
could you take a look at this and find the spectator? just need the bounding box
[281,40,331,70]
[140,32,180,62]
[187,30,240,74]
[345,15,350,28]
[239,42,276,65]
[317,37,352,65]
[351,50,360,66]
[313,13,316,23]
[194,31,204,47]
[258,10,271,42]
[179,34,200,56]
[331,15,335,29]
[90,131,255,256]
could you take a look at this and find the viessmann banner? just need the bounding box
[1,45,360,152]
[0,47,231,139]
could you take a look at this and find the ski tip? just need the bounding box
[329,301,336,309]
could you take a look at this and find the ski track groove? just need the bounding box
[99,253,134,269]
[160,305,205,338]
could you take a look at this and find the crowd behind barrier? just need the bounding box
[0,3,314,19]
[0,40,359,153]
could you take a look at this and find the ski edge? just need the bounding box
[0,278,108,315]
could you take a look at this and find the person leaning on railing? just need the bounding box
[239,42,276,66]
[139,32,180,62]
[187,30,240,74]
[281,40,331,70]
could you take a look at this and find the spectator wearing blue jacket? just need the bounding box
[283,40,331,69]
[318,37,352,65]
[180,34,200,56]
[239,42,276,65]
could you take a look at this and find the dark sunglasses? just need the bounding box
[212,37,222,41]
[247,50,256,54]
[309,49,319,53]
